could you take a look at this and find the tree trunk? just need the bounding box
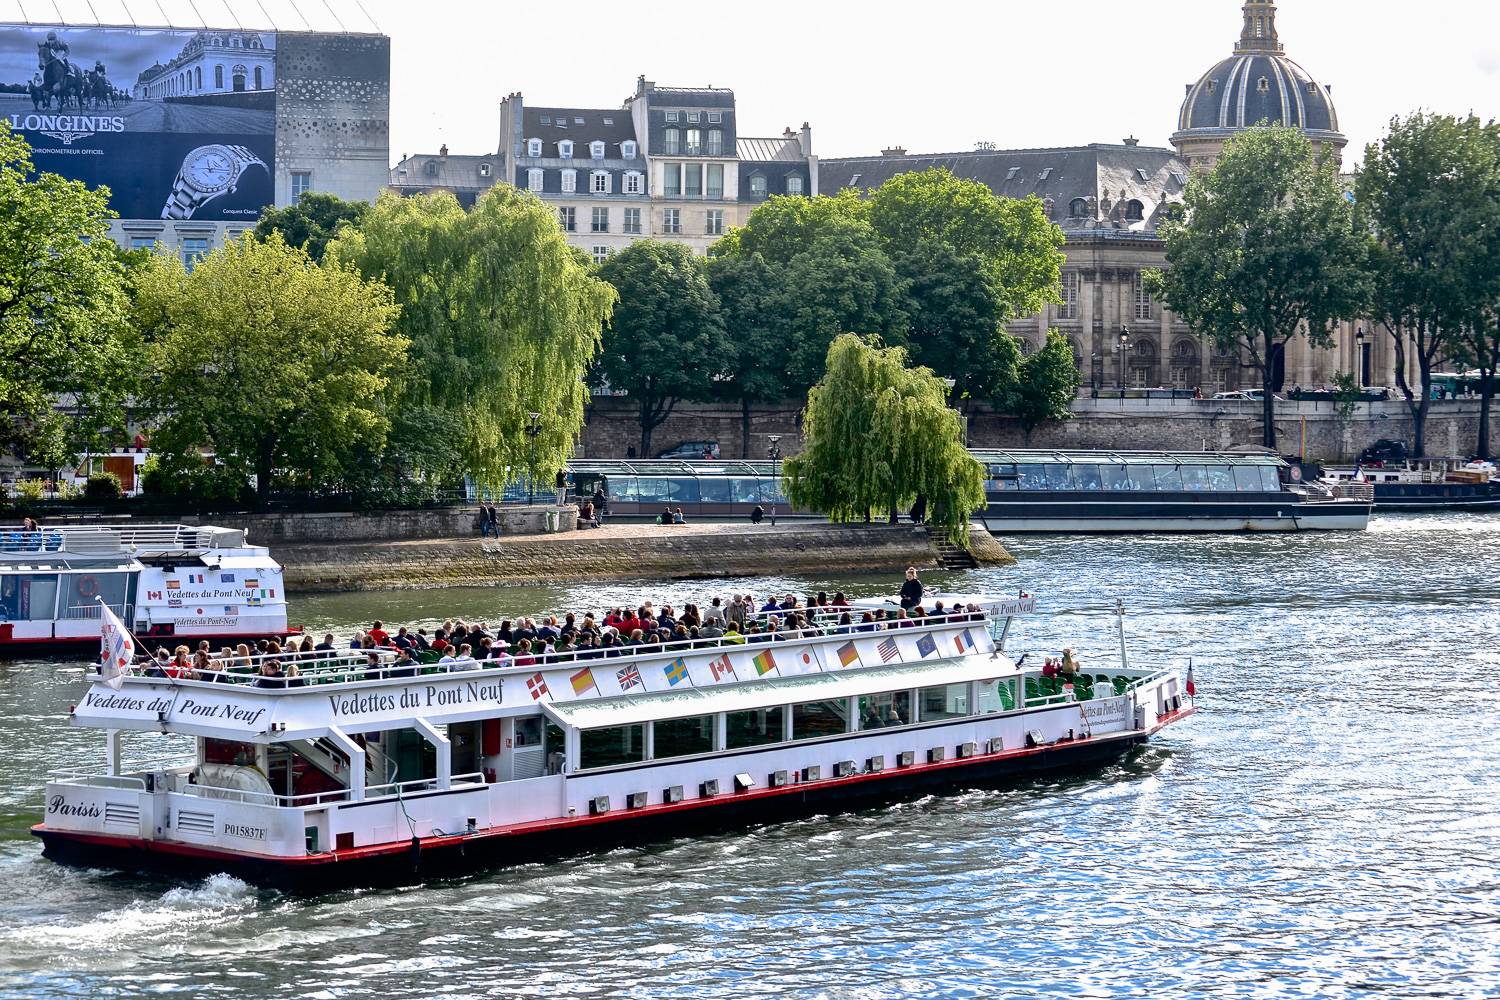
[1261,366,1278,451]
[740,398,751,459]
[638,400,653,459]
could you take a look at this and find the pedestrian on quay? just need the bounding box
[750,504,764,525]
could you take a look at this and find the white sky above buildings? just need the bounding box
[3,0,1496,167]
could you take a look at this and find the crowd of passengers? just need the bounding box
[124,588,987,687]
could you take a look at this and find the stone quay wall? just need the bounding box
[177,505,575,545]
[580,395,1500,462]
[278,522,1013,594]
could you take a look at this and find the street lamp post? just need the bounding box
[1115,326,1132,389]
[525,411,542,504]
[1355,327,1367,388]
[767,435,782,526]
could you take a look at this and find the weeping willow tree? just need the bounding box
[330,187,617,488]
[784,334,986,545]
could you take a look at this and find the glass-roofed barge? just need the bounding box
[974,450,1372,533]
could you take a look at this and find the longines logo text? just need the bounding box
[6,113,126,144]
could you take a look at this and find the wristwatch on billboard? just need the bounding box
[160,144,268,220]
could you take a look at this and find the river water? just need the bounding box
[2,514,1499,998]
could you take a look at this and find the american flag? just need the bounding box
[526,673,549,701]
[617,663,642,691]
[877,637,898,663]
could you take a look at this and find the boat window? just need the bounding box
[653,714,715,758]
[1127,466,1156,491]
[857,690,911,728]
[514,716,544,748]
[666,478,701,502]
[791,699,850,740]
[632,477,672,503]
[697,478,733,503]
[1180,466,1211,491]
[725,706,785,749]
[579,723,646,769]
[1260,467,1283,491]
[1153,465,1184,490]
[0,573,58,620]
[1204,466,1237,491]
[1017,464,1048,490]
[723,478,759,503]
[919,683,971,721]
[62,572,127,618]
[1073,465,1104,491]
[975,678,1016,714]
[1100,465,1130,491]
[1233,466,1264,491]
[987,464,1019,491]
[1044,465,1076,490]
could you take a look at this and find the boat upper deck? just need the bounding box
[1,524,254,561]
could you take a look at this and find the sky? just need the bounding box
[3,0,1498,168]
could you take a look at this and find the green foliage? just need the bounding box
[139,453,250,506]
[1149,125,1369,449]
[14,478,46,503]
[1356,112,1500,456]
[1006,332,1082,440]
[0,121,136,468]
[707,253,784,456]
[783,334,986,545]
[137,233,406,500]
[332,188,615,487]
[595,241,727,456]
[55,479,80,501]
[254,192,368,263]
[1331,371,1361,419]
[83,472,123,501]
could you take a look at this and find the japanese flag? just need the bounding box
[99,602,135,691]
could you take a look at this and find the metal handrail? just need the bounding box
[176,771,490,809]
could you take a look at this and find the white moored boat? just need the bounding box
[34,596,1195,888]
[1,523,292,654]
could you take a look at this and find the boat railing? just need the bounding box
[1018,663,1181,708]
[0,523,245,555]
[177,771,490,810]
[1332,482,1375,502]
[94,608,997,691]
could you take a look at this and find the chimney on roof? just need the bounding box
[1123,136,1140,147]
[783,126,797,139]
[800,122,813,158]
[881,146,906,157]
[439,144,449,158]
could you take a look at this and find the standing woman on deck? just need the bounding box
[899,566,924,610]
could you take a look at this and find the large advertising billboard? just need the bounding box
[0,25,275,221]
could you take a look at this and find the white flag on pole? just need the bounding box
[99,601,135,691]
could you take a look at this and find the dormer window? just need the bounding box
[479,162,491,178]
[624,171,643,194]
[1125,200,1145,222]
[1038,167,1052,180]
[708,111,722,124]
[1069,198,1089,218]
[1307,82,1318,95]
[527,168,543,191]
[561,169,577,193]
[785,174,804,196]
[591,170,611,194]
[1136,168,1150,182]
[559,140,574,158]
[663,129,680,155]
[686,111,700,123]
[622,140,637,159]
[1257,76,1270,93]
[424,160,438,177]
[1006,167,1021,181]
[527,138,542,157]
[1207,79,1218,95]
[590,141,605,159]
[749,173,767,198]
[665,110,679,122]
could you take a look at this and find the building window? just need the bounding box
[592,171,611,194]
[254,66,263,90]
[561,169,577,193]
[215,64,223,88]
[1069,198,1089,218]
[194,66,201,90]
[290,171,312,203]
[592,207,609,233]
[749,174,767,199]
[664,163,681,197]
[1134,273,1153,320]
[684,163,702,198]
[706,163,723,199]
[706,209,724,235]
[129,236,155,251]
[786,174,804,196]
[559,207,576,232]
[706,129,723,155]
[624,171,643,195]
[527,168,544,192]
[527,138,542,157]
[665,111,679,122]
[559,140,573,159]
[590,141,605,159]
[424,161,438,177]
[592,246,610,264]
[1058,271,1079,321]
[708,111,722,124]
[624,208,642,234]
[663,208,681,234]
[1125,200,1145,222]
[232,65,246,91]
[686,110,700,124]
[181,238,209,272]
[622,140,637,159]
[479,162,491,178]
[685,129,702,155]
[663,128,681,154]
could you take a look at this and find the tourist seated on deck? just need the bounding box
[759,596,780,613]
[392,627,414,651]
[315,633,337,654]
[413,628,432,651]
[166,645,195,680]
[1041,657,1058,679]
[231,644,253,673]
[508,639,530,667]
[832,592,849,607]
[349,631,366,651]
[255,659,286,688]
[884,705,904,725]
[1060,648,1079,677]
[192,650,214,680]
[863,705,884,729]
[700,616,724,639]
[452,644,480,671]
[364,651,383,678]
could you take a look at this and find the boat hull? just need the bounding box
[982,499,1370,533]
[33,726,1158,891]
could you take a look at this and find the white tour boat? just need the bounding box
[34,597,1195,888]
[1,523,292,654]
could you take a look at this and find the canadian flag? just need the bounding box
[99,602,135,691]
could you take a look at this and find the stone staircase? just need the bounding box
[929,527,979,570]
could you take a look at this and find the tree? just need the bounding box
[783,334,985,545]
[1149,125,1369,450]
[0,122,135,468]
[136,233,406,500]
[331,188,615,487]
[1455,314,1500,460]
[595,240,727,458]
[1331,371,1362,460]
[708,252,786,458]
[255,192,368,263]
[1357,113,1500,457]
[1007,332,1082,443]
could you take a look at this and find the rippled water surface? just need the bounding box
[3,514,1500,998]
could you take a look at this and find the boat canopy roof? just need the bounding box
[969,449,1286,468]
[566,460,780,478]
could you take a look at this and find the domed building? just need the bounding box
[1172,1,1346,169]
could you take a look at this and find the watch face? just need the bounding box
[184,147,235,193]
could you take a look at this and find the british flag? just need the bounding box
[526,673,549,701]
[617,663,642,691]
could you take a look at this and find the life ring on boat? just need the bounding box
[76,575,100,599]
[1288,465,1304,483]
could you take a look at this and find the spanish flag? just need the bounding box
[570,667,596,696]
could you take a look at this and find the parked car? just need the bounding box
[1212,391,1256,401]
[657,441,721,460]
[1213,390,1286,402]
[1358,439,1408,465]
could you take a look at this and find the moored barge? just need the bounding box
[34,597,1194,888]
